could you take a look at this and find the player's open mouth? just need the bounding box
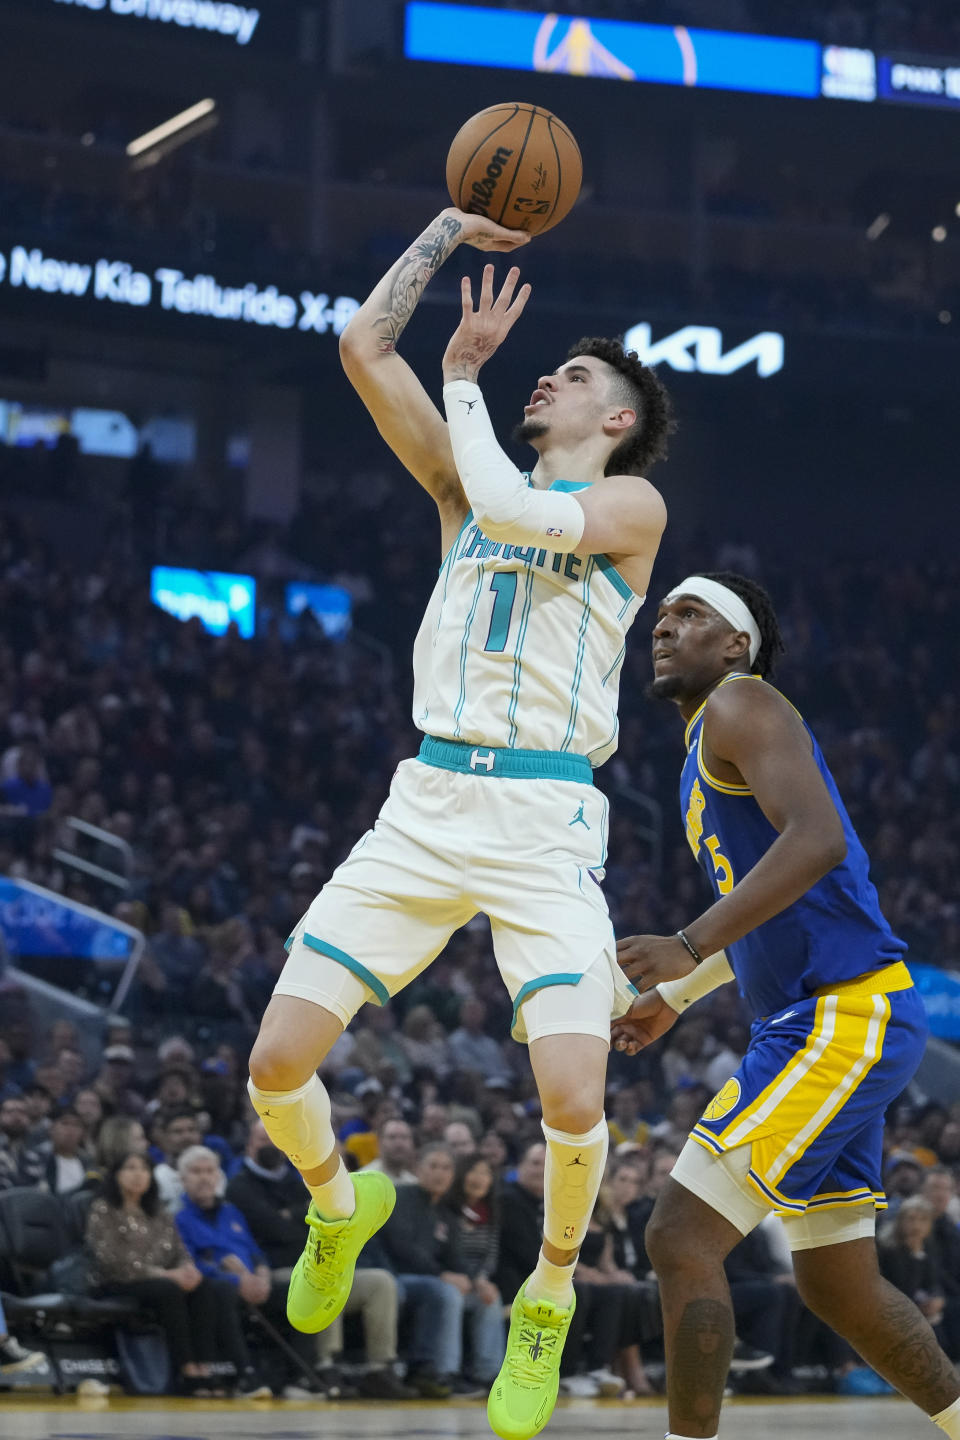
[524,389,550,412]
[653,649,674,662]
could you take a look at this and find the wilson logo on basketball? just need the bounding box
[468,147,515,217]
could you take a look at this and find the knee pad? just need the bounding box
[246,1073,334,1173]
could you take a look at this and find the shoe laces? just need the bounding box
[304,1213,348,1292]
[507,1321,560,1386]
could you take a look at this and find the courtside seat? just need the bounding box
[0,1187,139,1328]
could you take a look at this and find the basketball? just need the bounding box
[445,102,582,236]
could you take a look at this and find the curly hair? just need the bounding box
[700,571,786,680]
[566,336,676,477]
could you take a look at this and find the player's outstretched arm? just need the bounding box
[339,210,528,518]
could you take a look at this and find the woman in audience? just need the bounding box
[85,1151,259,1394]
[879,1194,955,1356]
[449,1153,506,1385]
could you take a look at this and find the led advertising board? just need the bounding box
[151,567,256,637]
[405,3,821,99]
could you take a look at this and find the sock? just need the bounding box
[541,1116,609,1251]
[526,1250,576,1308]
[247,1073,355,1219]
[308,1158,356,1221]
[933,1396,960,1438]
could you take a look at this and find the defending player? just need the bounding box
[246,207,673,1439]
[611,572,960,1440]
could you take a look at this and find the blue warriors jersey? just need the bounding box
[679,672,907,1019]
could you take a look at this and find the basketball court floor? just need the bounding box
[0,1394,940,1438]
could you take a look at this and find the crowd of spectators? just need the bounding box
[0,488,958,1396]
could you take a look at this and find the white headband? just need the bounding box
[664,576,761,666]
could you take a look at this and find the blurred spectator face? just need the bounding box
[74,1088,104,1131]
[34,1065,64,1099]
[479,1130,508,1169]
[379,1119,415,1170]
[887,1160,924,1198]
[417,1145,455,1201]
[48,1020,80,1053]
[443,1121,476,1158]
[923,1170,956,1216]
[673,1019,709,1060]
[180,1149,223,1207]
[22,1085,54,1126]
[612,1088,641,1125]
[404,1006,439,1041]
[459,999,486,1033]
[896,1198,934,1250]
[164,1113,202,1159]
[0,1096,30,1138]
[116,1152,152,1204]
[939,1123,960,1163]
[647,1151,678,1196]
[57,1049,85,1088]
[155,1071,191,1110]
[609,1161,646,1210]
[420,1103,449,1140]
[17,742,42,783]
[462,1158,494,1204]
[516,1143,546,1199]
[51,1110,86,1157]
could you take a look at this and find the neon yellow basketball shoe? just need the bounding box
[286,1171,395,1334]
[487,1282,576,1440]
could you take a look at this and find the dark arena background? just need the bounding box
[1,2,959,1437]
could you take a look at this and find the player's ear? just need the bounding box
[604,406,636,435]
[725,632,751,665]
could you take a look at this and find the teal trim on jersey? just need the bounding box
[550,478,593,493]
[507,565,536,747]
[594,553,634,603]
[601,643,626,687]
[301,933,390,1007]
[438,510,475,575]
[283,935,293,952]
[419,736,593,784]
[589,715,619,766]
[561,556,595,751]
[512,971,585,1029]
[453,566,486,737]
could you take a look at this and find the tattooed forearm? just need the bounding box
[669,1298,734,1432]
[371,215,463,353]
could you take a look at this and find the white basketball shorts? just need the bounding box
[273,738,637,1044]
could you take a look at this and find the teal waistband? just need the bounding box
[418,736,593,784]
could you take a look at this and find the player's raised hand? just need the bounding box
[442,207,533,252]
[616,933,697,992]
[611,990,679,1056]
[442,264,532,383]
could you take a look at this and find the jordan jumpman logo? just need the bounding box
[568,802,589,829]
[459,398,479,413]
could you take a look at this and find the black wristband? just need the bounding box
[676,929,704,965]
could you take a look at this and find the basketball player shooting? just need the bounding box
[246,205,673,1440]
[611,573,960,1440]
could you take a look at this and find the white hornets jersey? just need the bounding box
[412,480,644,767]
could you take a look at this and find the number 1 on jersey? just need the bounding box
[484,571,518,653]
